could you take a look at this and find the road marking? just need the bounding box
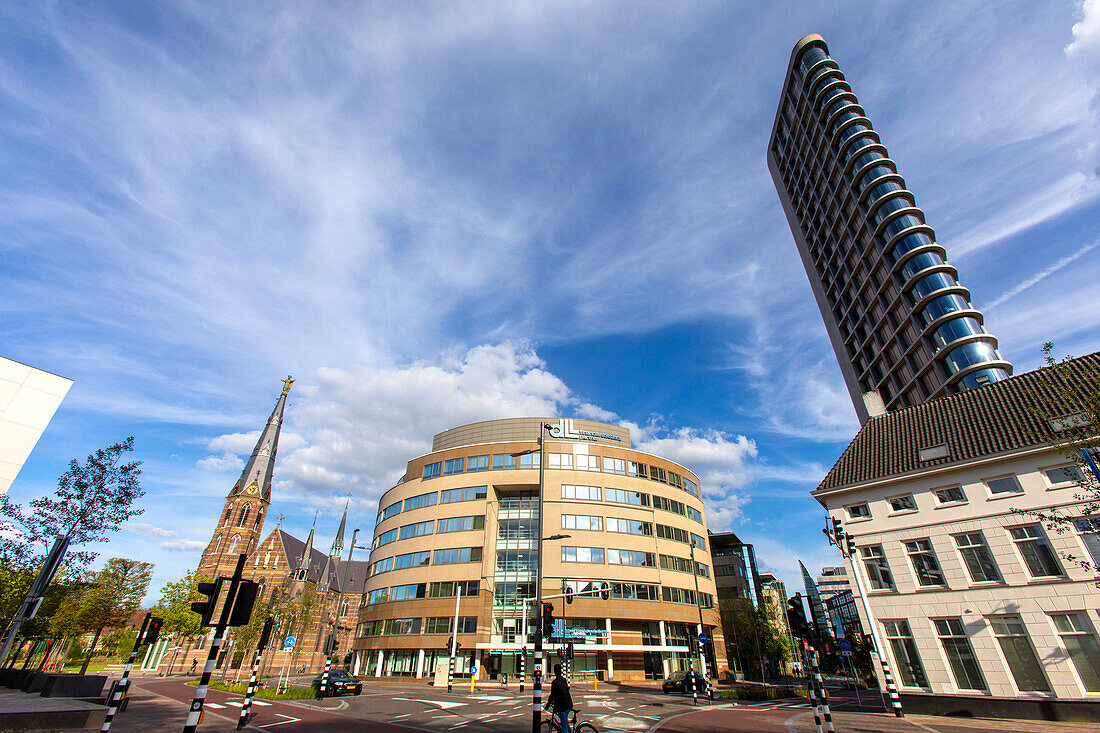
[204,703,226,709]
[468,695,509,700]
[448,722,470,729]
[394,697,468,710]
[393,713,411,719]
[253,700,272,706]
[259,713,301,728]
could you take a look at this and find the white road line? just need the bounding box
[252,700,272,706]
[259,713,301,728]
[448,722,470,729]
[204,703,226,709]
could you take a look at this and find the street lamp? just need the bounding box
[532,423,551,733]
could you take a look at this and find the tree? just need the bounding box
[0,437,144,568]
[152,571,209,642]
[72,558,154,673]
[1018,343,1100,580]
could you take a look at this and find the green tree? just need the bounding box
[73,558,154,673]
[1018,344,1100,579]
[0,437,144,568]
[151,571,209,642]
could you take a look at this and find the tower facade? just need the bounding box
[198,377,293,578]
[768,35,1011,424]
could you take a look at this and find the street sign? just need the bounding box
[469,663,477,675]
[283,636,296,650]
[698,632,709,645]
[838,638,852,652]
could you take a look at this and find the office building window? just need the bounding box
[934,618,988,692]
[518,452,540,469]
[562,546,604,563]
[883,620,928,688]
[656,524,690,543]
[686,506,703,523]
[393,550,431,570]
[1044,465,1082,486]
[496,549,536,573]
[403,492,437,511]
[381,501,402,521]
[370,557,393,575]
[650,466,668,483]
[575,455,600,471]
[654,495,686,515]
[1072,517,1100,566]
[440,486,487,504]
[561,484,601,501]
[382,618,422,635]
[466,455,490,472]
[985,475,1023,495]
[887,495,917,512]
[933,486,966,504]
[1009,525,1063,577]
[437,516,484,533]
[443,457,464,475]
[561,514,603,531]
[492,454,517,470]
[954,532,1001,583]
[603,457,626,475]
[399,520,434,540]
[390,583,427,601]
[989,616,1051,692]
[607,518,652,536]
[609,549,656,567]
[1051,613,1100,692]
[683,477,699,497]
[658,554,693,572]
[497,518,536,540]
[605,487,650,506]
[548,453,574,470]
[428,580,478,598]
[425,616,477,635]
[433,547,482,565]
[628,461,648,478]
[422,461,442,479]
[904,539,945,586]
[375,528,398,548]
[846,503,871,519]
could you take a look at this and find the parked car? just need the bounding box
[662,670,713,697]
[311,669,363,696]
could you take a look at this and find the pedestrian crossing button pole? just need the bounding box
[238,617,273,729]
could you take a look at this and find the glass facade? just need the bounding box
[770,36,1011,422]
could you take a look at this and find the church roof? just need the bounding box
[276,529,370,594]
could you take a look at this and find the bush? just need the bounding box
[719,685,805,702]
[186,680,315,700]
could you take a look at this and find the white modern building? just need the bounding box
[813,353,1100,721]
[0,356,72,496]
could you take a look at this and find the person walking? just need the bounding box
[547,663,574,733]
[189,659,197,675]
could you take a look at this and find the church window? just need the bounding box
[228,535,240,553]
[222,506,232,526]
[237,505,251,528]
[212,536,222,554]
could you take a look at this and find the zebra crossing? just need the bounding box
[200,699,273,709]
[736,699,810,710]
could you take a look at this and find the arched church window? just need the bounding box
[237,504,251,528]
[212,536,222,554]
[222,506,232,526]
[228,535,239,553]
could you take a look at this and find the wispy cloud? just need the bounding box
[987,239,1100,309]
[160,539,206,552]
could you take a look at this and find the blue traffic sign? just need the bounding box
[698,632,709,645]
[838,638,852,652]
[283,636,296,649]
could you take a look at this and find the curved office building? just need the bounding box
[353,418,727,683]
[768,35,1011,424]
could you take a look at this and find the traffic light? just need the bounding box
[830,517,843,546]
[600,582,610,601]
[191,580,221,626]
[563,582,573,604]
[228,580,259,627]
[788,595,810,638]
[862,633,875,651]
[846,533,856,557]
[257,617,274,651]
[542,602,555,639]
[144,616,164,645]
[445,636,461,652]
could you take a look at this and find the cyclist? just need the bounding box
[547,664,574,733]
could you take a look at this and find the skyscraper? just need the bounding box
[768,34,1011,424]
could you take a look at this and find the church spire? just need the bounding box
[296,511,317,580]
[198,378,293,578]
[330,492,350,557]
[231,376,293,501]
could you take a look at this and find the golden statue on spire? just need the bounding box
[282,375,295,394]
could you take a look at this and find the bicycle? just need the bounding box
[541,706,598,733]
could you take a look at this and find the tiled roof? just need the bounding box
[277,529,370,594]
[815,352,1099,493]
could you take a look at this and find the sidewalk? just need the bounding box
[97,688,244,733]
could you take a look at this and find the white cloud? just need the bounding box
[160,539,206,552]
[196,452,245,472]
[127,522,176,538]
[1067,0,1100,176]
[987,239,1100,309]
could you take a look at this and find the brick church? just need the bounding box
[162,378,369,676]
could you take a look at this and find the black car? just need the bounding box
[662,670,713,697]
[311,669,363,696]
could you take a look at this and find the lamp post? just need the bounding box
[533,424,551,733]
[688,540,711,703]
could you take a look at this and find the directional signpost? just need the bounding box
[698,632,709,646]
[284,636,296,650]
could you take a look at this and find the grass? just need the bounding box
[719,685,806,702]
[186,679,316,700]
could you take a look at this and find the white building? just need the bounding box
[813,353,1100,721]
[0,356,72,496]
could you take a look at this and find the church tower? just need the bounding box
[198,376,293,578]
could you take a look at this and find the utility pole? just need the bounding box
[237,617,273,729]
[689,540,711,702]
[531,422,549,733]
[183,553,246,733]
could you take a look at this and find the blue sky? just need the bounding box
[3,1,1100,602]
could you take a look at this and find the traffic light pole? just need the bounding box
[184,553,246,733]
[531,423,548,733]
[447,584,462,692]
[100,612,151,733]
[237,617,272,729]
[688,540,710,703]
